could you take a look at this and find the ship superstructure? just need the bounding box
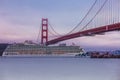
[3,43,84,56]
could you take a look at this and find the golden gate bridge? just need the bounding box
[38,0,120,45]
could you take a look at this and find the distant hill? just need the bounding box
[0,44,9,56]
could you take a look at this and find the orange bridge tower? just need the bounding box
[41,18,48,45]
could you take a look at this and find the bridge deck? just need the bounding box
[46,23,120,45]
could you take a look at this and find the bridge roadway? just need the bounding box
[46,23,120,45]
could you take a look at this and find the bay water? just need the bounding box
[0,57,120,80]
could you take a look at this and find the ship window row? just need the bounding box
[5,50,81,53]
[6,47,80,50]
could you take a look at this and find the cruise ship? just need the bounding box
[2,41,85,57]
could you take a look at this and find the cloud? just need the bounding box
[0,15,39,42]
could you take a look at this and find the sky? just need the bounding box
[0,0,120,51]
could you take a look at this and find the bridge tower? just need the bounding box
[41,18,48,45]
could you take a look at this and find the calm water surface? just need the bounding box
[0,57,120,80]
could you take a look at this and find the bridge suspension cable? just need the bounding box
[81,0,108,31]
[48,29,58,37]
[45,0,98,36]
[48,22,62,36]
[48,26,61,37]
[47,0,98,36]
[67,0,98,34]
[36,24,41,43]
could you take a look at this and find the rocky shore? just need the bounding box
[90,52,120,58]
